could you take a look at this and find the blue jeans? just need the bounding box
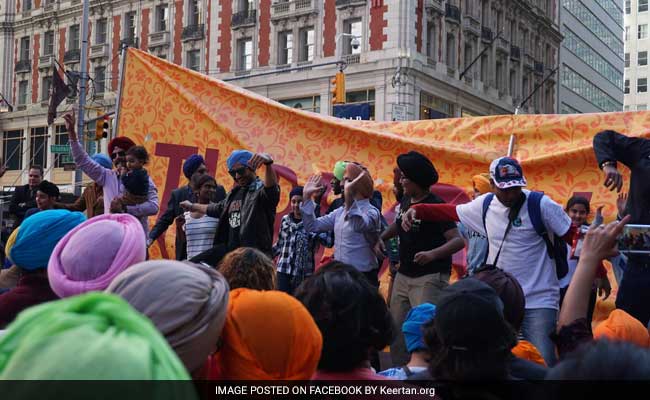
[520,308,558,366]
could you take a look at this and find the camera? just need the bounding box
[350,37,360,50]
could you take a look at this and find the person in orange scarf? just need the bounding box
[593,309,650,348]
[209,288,322,380]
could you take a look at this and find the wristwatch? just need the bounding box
[600,160,617,170]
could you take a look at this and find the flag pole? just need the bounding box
[73,0,90,196]
[113,44,128,138]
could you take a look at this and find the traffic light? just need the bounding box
[96,114,109,140]
[331,71,346,104]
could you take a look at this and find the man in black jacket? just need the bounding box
[593,129,650,325]
[181,150,279,266]
[148,154,226,260]
[9,165,43,227]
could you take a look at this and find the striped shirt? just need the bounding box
[183,212,219,259]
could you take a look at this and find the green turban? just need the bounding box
[333,161,348,181]
[0,292,191,381]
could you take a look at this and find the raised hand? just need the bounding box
[603,165,623,193]
[344,170,369,200]
[303,174,324,201]
[248,153,273,170]
[62,108,78,142]
[581,215,631,262]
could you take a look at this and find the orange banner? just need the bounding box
[117,48,649,260]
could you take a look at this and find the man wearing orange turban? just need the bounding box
[593,309,650,348]
[211,288,322,380]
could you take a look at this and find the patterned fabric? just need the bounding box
[273,214,332,279]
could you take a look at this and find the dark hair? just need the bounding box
[37,180,60,198]
[190,173,216,193]
[29,165,44,177]
[126,146,149,164]
[294,261,395,372]
[218,247,276,291]
[565,196,590,215]
[547,340,650,380]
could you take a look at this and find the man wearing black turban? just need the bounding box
[378,151,465,366]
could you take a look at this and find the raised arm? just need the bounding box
[63,111,111,187]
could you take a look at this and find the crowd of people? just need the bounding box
[0,109,650,389]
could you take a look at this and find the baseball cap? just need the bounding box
[434,279,515,353]
[489,156,527,190]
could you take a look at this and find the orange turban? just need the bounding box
[593,309,650,348]
[344,163,374,199]
[212,288,322,380]
[512,340,547,367]
[472,173,491,195]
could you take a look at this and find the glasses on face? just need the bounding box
[110,151,126,160]
[229,167,248,178]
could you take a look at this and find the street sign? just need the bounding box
[392,104,407,121]
[63,163,76,172]
[59,154,74,164]
[51,144,71,154]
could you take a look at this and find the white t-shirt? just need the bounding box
[184,212,219,259]
[456,190,571,310]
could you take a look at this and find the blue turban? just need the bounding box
[183,154,205,179]
[226,150,253,171]
[402,303,437,353]
[91,153,113,170]
[10,210,86,271]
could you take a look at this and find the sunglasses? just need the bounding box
[228,166,249,178]
[110,151,126,160]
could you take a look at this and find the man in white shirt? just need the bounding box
[402,157,572,366]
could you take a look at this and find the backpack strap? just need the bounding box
[481,193,494,266]
[482,193,495,235]
[527,191,554,257]
[401,365,414,377]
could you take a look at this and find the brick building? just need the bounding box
[0,0,561,188]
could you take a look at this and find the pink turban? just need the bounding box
[47,213,146,298]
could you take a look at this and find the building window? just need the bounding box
[186,50,200,71]
[446,34,456,70]
[3,130,23,171]
[496,61,504,91]
[464,44,473,72]
[238,0,254,13]
[639,24,648,39]
[510,70,517,98]
[420,91,454,119]
[639,78,648,92]
[640,51,648,66]
[68,25,80,51]
[44,31,54,56]
[94,66,106,93]
[278,31,293,65]
[237,38,253,70]
[639,104,648,110]
[625,26,630,41]
[188,0,200,26]
[30,127,48,169]
[625,79,630,94]
[156,5,169,32]
[23,0,31,11]
[562,67,623,111]
[641,0,649,12]
[299,27,314,62]
[279,96,321,113]
[625,53,630,67]
[42,76,52,102]
[96,19,107,44]
[345,89,375,119]
[125,12,136,40]
[563,0,623,57]
[563,26,623,87]
[18,81,28,105]
[624,105,630,111]
[626,0,631,13]
[54,125,70,168]
[343,18,362,55]
[426,21,436,59]
[20,37,30,61]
